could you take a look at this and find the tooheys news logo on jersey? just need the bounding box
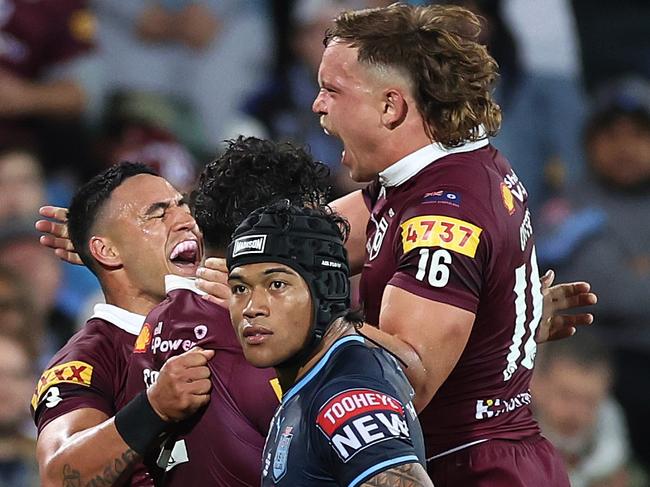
[232,234,267,257]
[316,388,410,462]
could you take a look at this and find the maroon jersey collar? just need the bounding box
[164,274,207,296]
[378,131,489,188]
[90,303,146,336]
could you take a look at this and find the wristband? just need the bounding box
[114,391,169,456]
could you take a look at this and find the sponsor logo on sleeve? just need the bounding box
[400,215,483,257]
[134,323,153,353]
[31,361,93,409]
[423,190,462,207]
[500,182,516,215]
[316,388,410,462]
[519,208,533,251]
[503,170,528,203]
[366,215,389,261]
[232,234,267,257]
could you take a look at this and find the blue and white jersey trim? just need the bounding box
[348,455,420,487]
[282,335,365,404]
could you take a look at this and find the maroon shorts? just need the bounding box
[427,435,570,487]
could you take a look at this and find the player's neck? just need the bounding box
[378,120,433,172]
[276,318,355,391]
[100,279,162,316]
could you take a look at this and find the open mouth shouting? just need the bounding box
[169,239,201,276]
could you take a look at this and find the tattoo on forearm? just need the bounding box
[361,462,431,487]
[63,464,81,487]
[62,449,139,487]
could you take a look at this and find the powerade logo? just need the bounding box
[232,234,267,257]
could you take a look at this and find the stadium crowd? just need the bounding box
[0,0,648,485]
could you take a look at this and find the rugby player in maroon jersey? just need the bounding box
[198,4,597,486]
[36,137,331,485]
[309,4,591,485]
[124,137,331,485]
[32,163,212,487]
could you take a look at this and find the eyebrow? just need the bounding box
[144,195,187,216]
[264,268,295,276]
[144,200,171,216]
[228,267,296,281]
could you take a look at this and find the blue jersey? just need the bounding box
[262,334,425,486]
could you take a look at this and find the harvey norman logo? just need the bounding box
[232,234,267,257]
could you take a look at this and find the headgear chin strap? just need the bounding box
[227,205,350,368]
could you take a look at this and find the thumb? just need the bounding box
[190,346,215,360]
[203,257,227,272]
[540,269,555,289]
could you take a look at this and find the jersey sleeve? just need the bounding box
[31,328,118,432]
[309,379,421,487]
[388,188,493,314]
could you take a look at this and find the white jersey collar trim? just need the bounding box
[378,131,489,188]
[90,304,146,336]
[164,274,207,296]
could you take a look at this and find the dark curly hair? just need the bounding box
[236,199,351,245]
[191,136,331,252]
[68,162,158,275]
[324,3,501,146]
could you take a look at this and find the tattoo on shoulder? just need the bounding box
[62,449,139,487]
[361,462,432,487]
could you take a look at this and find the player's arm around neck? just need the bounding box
[330,190,370,275]
[361,461,433,486]
[362,285,474,413]
[37,409,139,487]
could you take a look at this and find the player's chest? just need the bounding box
[365,189,402,265]
[136,319,210,364]
[262,404,313,486]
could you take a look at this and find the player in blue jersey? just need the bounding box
[226,202,432,487]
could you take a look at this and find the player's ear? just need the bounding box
[381,88,408,130]
[89,235,122,269]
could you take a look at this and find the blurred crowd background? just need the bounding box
[0,0,648,485]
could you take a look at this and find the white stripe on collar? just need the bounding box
[165,274,207,296]
[90,304,146,336]
[378,134,489,188]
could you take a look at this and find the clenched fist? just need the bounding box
[147,347,215,422]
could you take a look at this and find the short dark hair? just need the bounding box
[68,162,158,275]
[191,136,331,251]
[325,4,501,146]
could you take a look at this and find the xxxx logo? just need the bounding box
[31,360,93,409]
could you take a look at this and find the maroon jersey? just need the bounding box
[360,140,543,459]
[0,0,95,78]
[125,275,280,486]
[30,304,153,487]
